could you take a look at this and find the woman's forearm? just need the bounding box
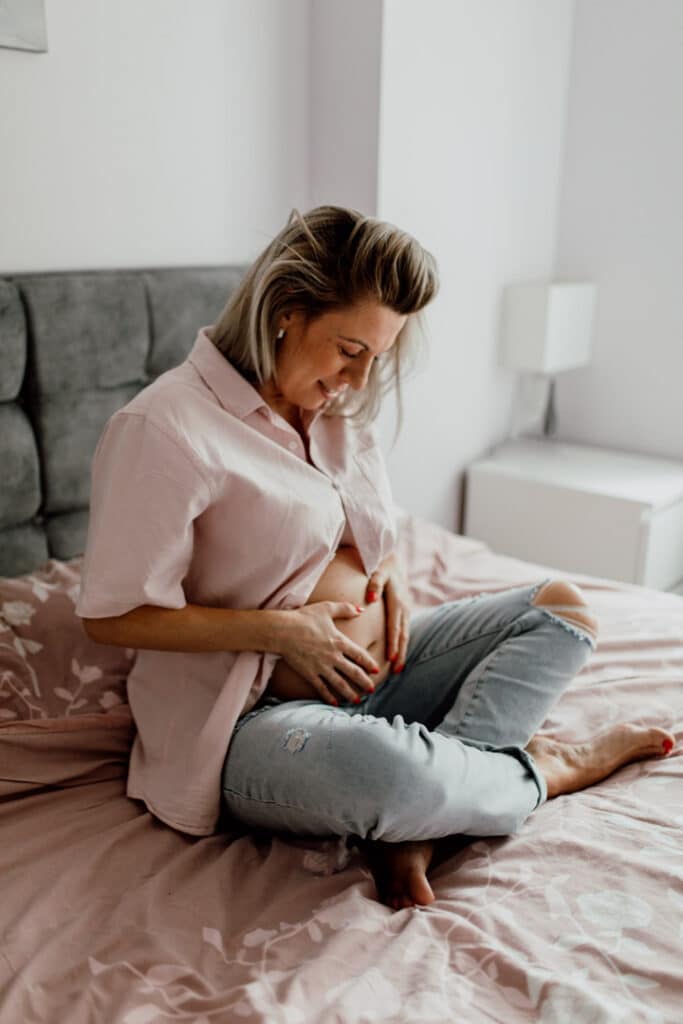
[82,602,287,654]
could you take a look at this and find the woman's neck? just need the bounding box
[257,381,300,428]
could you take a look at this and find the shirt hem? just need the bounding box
[127,787,217,837]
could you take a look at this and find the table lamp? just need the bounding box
[500,282,597,438]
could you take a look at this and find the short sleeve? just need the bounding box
[75,412,213,619]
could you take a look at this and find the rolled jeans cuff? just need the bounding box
[458,736,548,810]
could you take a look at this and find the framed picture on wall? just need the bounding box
[0,0,48,53]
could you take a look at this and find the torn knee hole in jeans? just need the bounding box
[282,728,312,753]
[529,579,599,648]
[536,606,593,647]
[533,605,598,648]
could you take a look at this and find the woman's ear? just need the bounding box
[281,308,307,333]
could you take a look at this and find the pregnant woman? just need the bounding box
[78,205,675,911]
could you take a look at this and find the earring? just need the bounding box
[276,328,285,342]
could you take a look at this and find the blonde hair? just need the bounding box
[209,205,439,443]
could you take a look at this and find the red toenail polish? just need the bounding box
[663,739,674,753]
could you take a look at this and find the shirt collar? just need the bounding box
[187,327,271,421]
[186,326,326,430]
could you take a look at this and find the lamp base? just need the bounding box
[510,374,557,439]
[542,377,557,436]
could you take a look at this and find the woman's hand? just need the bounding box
[274,602,381,705]
[366,554,412,672]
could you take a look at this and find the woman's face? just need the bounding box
[260,298,408,422]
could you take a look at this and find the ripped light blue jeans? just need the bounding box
[220,578,596,844]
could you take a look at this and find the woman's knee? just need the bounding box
[531,578,599,646]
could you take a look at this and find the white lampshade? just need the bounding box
[501,282,597,374]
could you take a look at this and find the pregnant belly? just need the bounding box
[265,545,392,702]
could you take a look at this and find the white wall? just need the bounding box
[374,0,576,531]
[554,0,683,461]
[309,0,383,213]
[0,0,311,273]
[8,1,673,535]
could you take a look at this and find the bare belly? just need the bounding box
[264,545,392,701]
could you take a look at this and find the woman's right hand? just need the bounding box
[275,602,381,705]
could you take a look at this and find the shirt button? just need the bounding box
[288,440,298,451]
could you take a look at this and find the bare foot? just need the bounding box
[525,723,676,799]
[358,838,437,910]
[356,724,676,910]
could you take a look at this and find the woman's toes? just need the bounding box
[361,838,437,910]
[652,728,675,753]
[409,870,436,906]
[634,725,675,756]
[659,738,675,755]
[384,878,432,911]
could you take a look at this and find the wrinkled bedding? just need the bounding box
[1,509,682,1024]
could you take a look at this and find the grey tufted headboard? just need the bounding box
[0,265,247,578]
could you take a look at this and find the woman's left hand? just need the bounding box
[366,554,412,672]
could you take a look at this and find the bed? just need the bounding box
[1,266,682,1024]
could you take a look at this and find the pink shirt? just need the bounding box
[76,327,398,835]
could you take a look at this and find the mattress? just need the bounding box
[1,506,681,1024]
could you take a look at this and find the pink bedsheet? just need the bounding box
[2,509,682,1023]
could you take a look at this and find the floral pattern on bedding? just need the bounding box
[71,814,679,1024]
[0,557,133,722]
[1,512,682,1023]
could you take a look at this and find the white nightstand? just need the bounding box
[463,438,683,591]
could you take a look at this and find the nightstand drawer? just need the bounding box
[642,500,683,589]
[465,464,683,590]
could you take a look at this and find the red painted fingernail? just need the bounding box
[389,653,397,662]
[355,605,364,613]
[367,591,377,603]
[393,663,404,674]
[353,696,362,704]
[330,698,338,706]
[663,739,674,753]
[370,667,379,674]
